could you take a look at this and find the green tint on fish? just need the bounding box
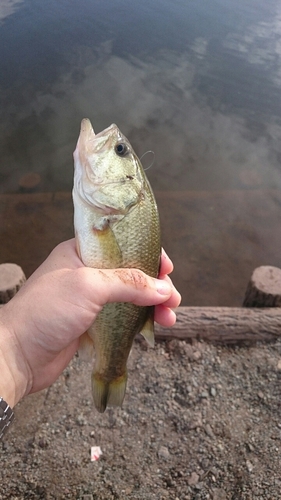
[72,118,161,413]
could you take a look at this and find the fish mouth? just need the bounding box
[78,118,121,154]
[81,119,119,139]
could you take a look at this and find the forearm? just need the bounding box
[0,305,30,408]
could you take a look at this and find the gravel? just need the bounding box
[1,336,281,499]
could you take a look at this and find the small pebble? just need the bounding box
[188,471,199,486]
[205,424,215,439]
[158,446,170,460]
[212,489,227,500]
[201,391,208,399]
[246,460,254,472]
[193,350,202,361]
[210,387,217,397]
[38,437,49,449]
[76,415,87,426]
[247,442,255,452]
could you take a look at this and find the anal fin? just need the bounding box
[140,307,155,348]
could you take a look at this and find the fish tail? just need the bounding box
[92,371,127,413]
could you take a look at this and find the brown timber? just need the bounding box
[154,307,281,344]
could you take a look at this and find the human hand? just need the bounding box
[0,239,181,407]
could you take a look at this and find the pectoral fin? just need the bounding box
[93,224,123,268]
[140,307,155,348]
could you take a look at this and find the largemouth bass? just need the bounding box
[72,118,161,413]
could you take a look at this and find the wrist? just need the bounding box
[0,305,31,408]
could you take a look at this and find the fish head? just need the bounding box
[73,118,145,216]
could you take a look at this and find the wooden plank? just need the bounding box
[155,306,281,344]
[2,301,281,344]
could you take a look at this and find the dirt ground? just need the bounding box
[1,335,281,500]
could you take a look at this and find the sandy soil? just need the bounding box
[1,336,281,500]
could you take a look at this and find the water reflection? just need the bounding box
[0,0,281,305]
[224,3,281,74]
[0,0,23,22]
[1,42,281,193]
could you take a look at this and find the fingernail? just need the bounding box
[156,280,172,295]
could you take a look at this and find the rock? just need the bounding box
[165,476,174,487]
[212,488,227,500]
[205,424,215,439]
[158,446,170,460]
[192,350,202,361]
[76,415,87,426]
[189,413,203,429]
[200,391,208,399]
[188,471,200,486]
[38,437,49,449]
[246,460,254,472]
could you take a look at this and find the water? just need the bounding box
[1,0,281,305]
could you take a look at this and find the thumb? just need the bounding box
[83,267,173,307]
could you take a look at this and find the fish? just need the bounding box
[72,118,161,413]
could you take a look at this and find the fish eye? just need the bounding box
[115,142,128,156]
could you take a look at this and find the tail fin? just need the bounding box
[92,372,127,413]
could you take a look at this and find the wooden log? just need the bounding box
[1,301,279,344]
[154,307,281,344]
[243,266,281,307]
[0,263,26,304]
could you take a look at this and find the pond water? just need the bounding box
[0,0,281,305]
